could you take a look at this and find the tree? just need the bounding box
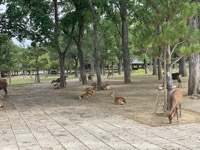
[70,0,89,85]
[27,45,47,82]
[135,0,199,107]
[89,0,102,89]
[2,0,76,88]
[188,10,200,95]
[119,0,131,83]
[53,0,75,88]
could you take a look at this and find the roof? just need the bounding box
[132,59,144,64]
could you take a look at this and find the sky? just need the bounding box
[12,38,32,48]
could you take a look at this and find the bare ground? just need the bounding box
[1,74,200,127]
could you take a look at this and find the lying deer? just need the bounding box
[54,83,60,89]
[51,76,67,84]
[101,82,110,90]
[163,90,183,124]
[88,74,94,82]
[79,90,95,99]
[109,91,126,105]
[91,83,98,91]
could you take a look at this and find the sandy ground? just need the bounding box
[2,74,200,127]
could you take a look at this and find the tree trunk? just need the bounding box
[155,25,162,80]
[53,0,74,88]
[35,68,40,83]
[77,16,87,85]
[188,53,200,95]
[58,52,66,87]
[144,57,147,74]
[89,0,102,89]
[119,1,131,83]
[157,58,162,80]
[188,15,200,95]
[35,56,40,83]
[179,57,187,77]
[74,57,78,77]
[90,55,95,75]
[166,44,173,109]
[152,58,157,75]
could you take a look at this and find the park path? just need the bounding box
[0,77,200,150]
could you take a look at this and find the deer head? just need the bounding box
[163,106,176,124]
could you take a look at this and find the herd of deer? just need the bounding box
[50,72,183,124]
[78,82,127,105]
[0,72,183,124]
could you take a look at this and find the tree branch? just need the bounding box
[171,56,183,65]
[170,41,184,55]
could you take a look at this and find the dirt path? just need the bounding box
[2,74,200,127]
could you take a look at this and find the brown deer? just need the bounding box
[54,83,60,89]
[91,83,98,91]
[0,78,8,96]
[51,75,67,84]
[88,74,94,82]
[79,90,95,99]
[162,72,182,88]
[107,72,113,78]
[101,82,110,90]
[109,91,126,105]
[163,90,183,124]
[0,94,4,108]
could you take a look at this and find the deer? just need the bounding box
[88,74,94,82]
[79,89,95,99]
[51,76,67,84]
[162,72,182,88]
[0,78,8,96]
[107,72,113,78]
[163,90,183,124]
[109,91,126,105]
[54,83,60,89]
[101,82,110,90]
[0,94,4,108]
[91,82,98,91]
[172,73,182,88]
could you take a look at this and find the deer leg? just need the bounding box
[176,107,179,123]
[3,88,7,96]
[179,103,181,118]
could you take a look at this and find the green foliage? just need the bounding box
[0,39,15,71]
[180,44,200,55]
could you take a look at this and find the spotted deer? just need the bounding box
[109,91,126,105]
[163,90,183,124]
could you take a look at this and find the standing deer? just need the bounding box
[107,72,113,78]
[0,94,4,108]
[162,72,182,88]
[109,91,126,105]
[163,90,183,124]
